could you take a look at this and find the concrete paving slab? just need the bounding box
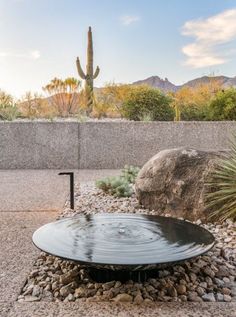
[40,302,236,317]
[4,302,236,317]
[76,169,120,182]
[0,303,11,317]
[0,170,120,212]
[0,211,55,303]
[1,170,234,317]
[0,170,69,212]
[0,170,120,304]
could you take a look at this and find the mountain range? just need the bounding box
[132,75,236,92]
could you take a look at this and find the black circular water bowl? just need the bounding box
[32,213,215,282]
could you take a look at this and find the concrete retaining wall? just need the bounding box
[0,122,79,169]
[0,121,236,169]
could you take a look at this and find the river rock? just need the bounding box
[167,286,177,297]
[176,284,186,295]
[59,268,79,285]
[202,292,216,302]
[32,285,41,297]
[133,294,143,304]
[216,293,224,301]
[224,294,232,302]
[24,295,40,302]
[113,293,133,302]
[59,284,73,298]
[74,286,87,298]
[135,148,222,221]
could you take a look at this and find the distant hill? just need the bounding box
[132,75,236,92]
[132,76,179,92]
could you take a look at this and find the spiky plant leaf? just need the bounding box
[205,139,236,222]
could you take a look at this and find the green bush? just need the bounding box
[96,176,132,197]
[0,90,21,121]
[121,86,174,121]
[121,165,140,184]
[180,104,211,121]
[96,165,140,197]
[0,104,21,121]
[208,88,236,120]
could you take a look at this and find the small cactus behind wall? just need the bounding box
[76,26,100,115]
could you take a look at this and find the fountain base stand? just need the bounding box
[88,267,159,283]
[32,213,215,283]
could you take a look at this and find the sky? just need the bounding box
[0,0,236,98]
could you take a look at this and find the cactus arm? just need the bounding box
[76,57,86,79]
[93,66,100,79]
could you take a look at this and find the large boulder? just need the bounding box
[135,148,223,221]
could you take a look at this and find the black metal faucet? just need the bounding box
[58,172,74,209]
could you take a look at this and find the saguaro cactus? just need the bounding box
[76,26,100,114]
[174,104,181,121]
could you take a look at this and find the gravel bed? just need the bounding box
[3,118,128,122]
[19,183,236,303]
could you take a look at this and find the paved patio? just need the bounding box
[0,170,235,316]
[0,170,69,212]
[0,169,120,212]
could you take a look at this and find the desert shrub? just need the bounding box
[208,88,236,120]
[180,104,211,121]
[0,90,21,120]
[0,104,20,121]
[92,101,110,118]
[205,139,236,222]
[42,77,82,117]
[18,91,56,119]
[101,83,135,114]
[91,83,136,118]
[96,176,133,197]
[77,111,88,122]
[121,86,174,121]
[92,94,119,119]
[121,165,140,184]
[172,81,222,121]
[140,113,153,122]
[96,165,140,197]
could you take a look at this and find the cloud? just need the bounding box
[120,15,140,26]
[181,9,236,68]
[30,50,41,59]
[0,49,41,60]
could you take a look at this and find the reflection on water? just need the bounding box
[34,214,215,266]
[70,214,94,261]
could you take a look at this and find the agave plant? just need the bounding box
[121,165,140,184]
[206,139,236,222]
[96,176,132,198]
[95,165,140,198]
